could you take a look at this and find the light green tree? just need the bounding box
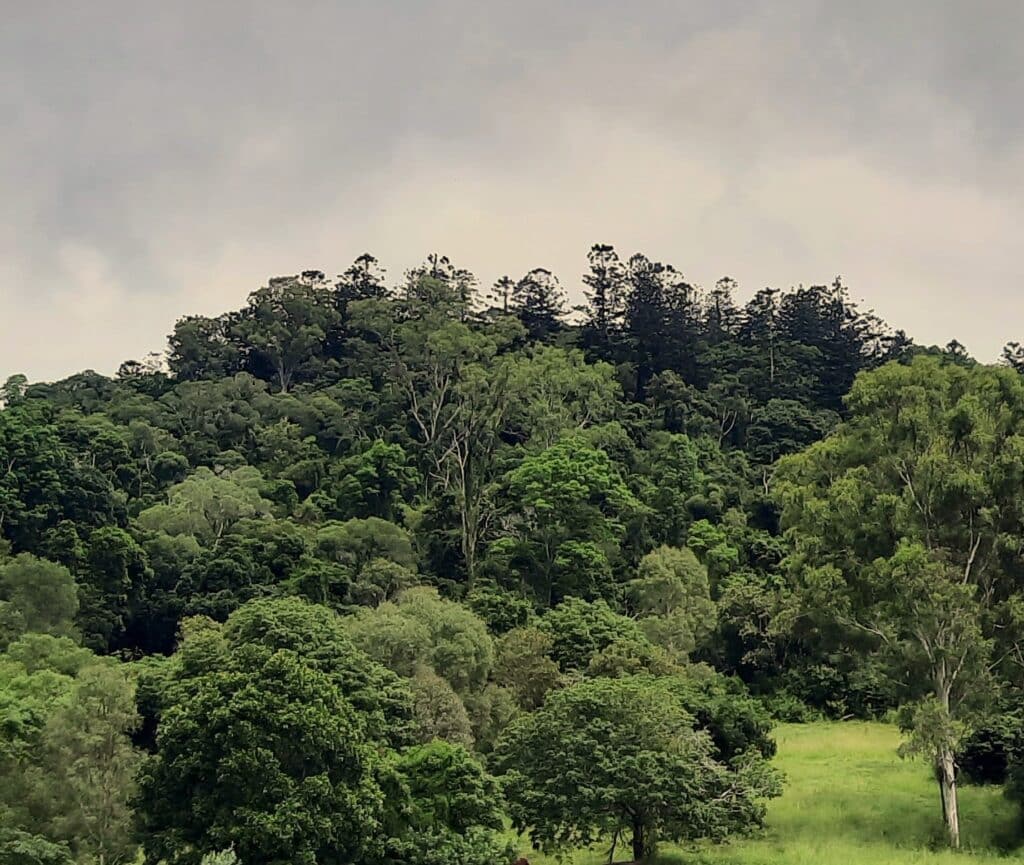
[497,437,643,604]
[0,554,78,647]
[778,356,1024,848]
[37,664,141,865]
[628,545,716,661]
[137,466,274,548]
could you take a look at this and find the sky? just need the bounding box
[3,1,1024,382]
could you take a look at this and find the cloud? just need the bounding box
[2,1,1023,381]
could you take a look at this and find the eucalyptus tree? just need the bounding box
[777,356,1024,847]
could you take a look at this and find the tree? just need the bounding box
[0,640,140,865]
[349,297,523,586]
[628,545,716,661]
[622,253,689,400]
[315,518,417,573]
[537,598,643,672]
[495,675,780,862]
[376,741,513,865]
[77,527,152,651]
[745,399,838,468]
[137,467,274,548]
[0,404,123,555]
[37,664,141,865]
[407,666,475,747]
[337,254,389,307]
[0,375,29,408]
[221,597,414,748]
[493,627,562,710]
[199,851,238,865]
[167,315,238,382]
[1002,340,1024,373]
[510,268,566,342]
[497,437,642,604]
[327,441,419,523]
[0,829,74,865]
[139,645,384,865]
[0,554,78,646]
[776,278,887,411]
[503,347,621,448]
[346,588,493,696]
[777,356,1024,847]
[580,243,626,358]
[231,273,341,392]
[484,275,515,316]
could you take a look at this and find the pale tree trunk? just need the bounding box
[933,671,961,850]
[938,744,960,848]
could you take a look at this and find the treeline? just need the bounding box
[1,245,1021,862]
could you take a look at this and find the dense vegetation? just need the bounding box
[2,246,1023,863]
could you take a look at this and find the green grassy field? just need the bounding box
[522,721,1022,864]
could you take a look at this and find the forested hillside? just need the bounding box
[3,246,1024,864]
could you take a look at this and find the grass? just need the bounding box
[520,721,1022,864]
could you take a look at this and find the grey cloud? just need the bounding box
[2,1,1023,381]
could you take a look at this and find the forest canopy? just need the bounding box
[3,245,1023,862]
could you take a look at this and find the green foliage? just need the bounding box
[465,584,534,635]
[198,851,238,865]
[326,441,420,523]
[3,249,970,862]
[408,665,475,747]
[375,739,515,865]
[0,829,73,865]
[220,597,414,747]
[139,645,383,865]
[315,518,417,573]
[347,588,493,696]
[628,545,715,660]
[778,356,1024,845]
[389,740,505,833]
[497,436,643,603]
[137,466,274,546]
[0,642,140,865]
[494,627,562,710]
[37,664,141,865]
[537,598,643,672]
[495,675,781,861]
[0,555,78,647]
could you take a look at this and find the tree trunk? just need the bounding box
[607,827,619,864]
[938,744,960,848]
[631,815,652,862]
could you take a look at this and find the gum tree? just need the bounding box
[777,356,1024,847]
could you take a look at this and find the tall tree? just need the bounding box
[510,268,566,342]
[777,356,1024,847]
[232,273,341,393]
[622,254,672,400]
[337,254,389,306]
[580,244,626,358]
[38,664,142,865]
[495,437,643,604]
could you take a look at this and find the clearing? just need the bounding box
[525,721,1021,864]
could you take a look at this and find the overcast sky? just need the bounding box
[3,1,1024,382]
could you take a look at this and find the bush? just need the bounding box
[959,704,1024,785]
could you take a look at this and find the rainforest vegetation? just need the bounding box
[3,246,1024,864]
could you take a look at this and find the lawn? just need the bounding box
[520,721,1022,864]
